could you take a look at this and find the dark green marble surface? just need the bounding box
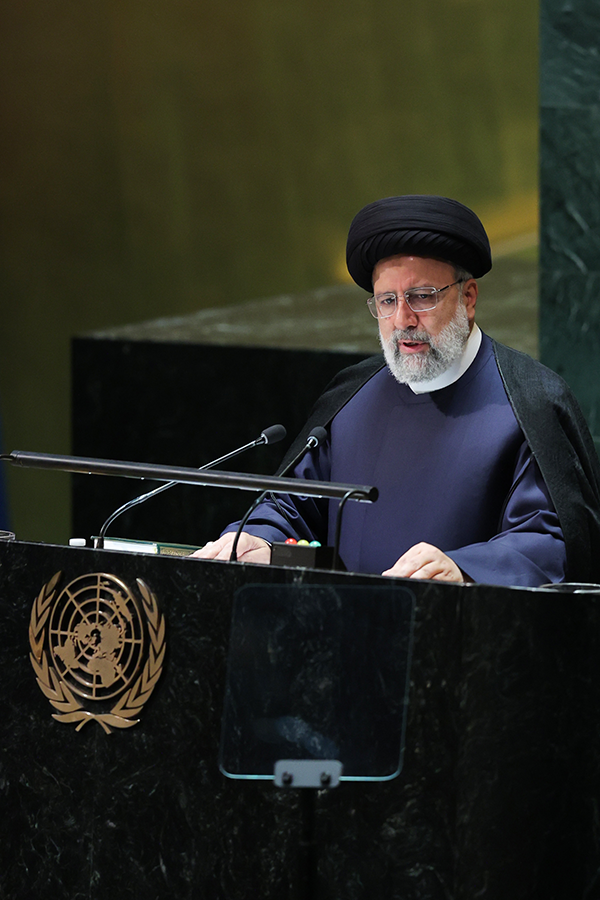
[539,268,600,436]
[541,1,600,107]
[540,0,600,441]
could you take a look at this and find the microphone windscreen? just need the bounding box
[308,426,328,447]
[261,424,287,445]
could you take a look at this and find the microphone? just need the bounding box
[257,424,287,445]
[96,423,287,546]
[229,426,329,562]
[277,426,328,479]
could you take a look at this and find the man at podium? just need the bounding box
[196,195,600,588]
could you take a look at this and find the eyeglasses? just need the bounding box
[367,280,465,318]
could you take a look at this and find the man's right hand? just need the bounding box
[191,532,271,564]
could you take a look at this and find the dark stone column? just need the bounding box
[539,0,600,444]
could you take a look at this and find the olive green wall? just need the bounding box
[0,0,539,542]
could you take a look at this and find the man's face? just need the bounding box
[373,255,478,383]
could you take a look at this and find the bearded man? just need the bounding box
[197,195,600,587]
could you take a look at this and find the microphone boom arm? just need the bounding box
[97,426,286,540]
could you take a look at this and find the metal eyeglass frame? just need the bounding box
[367,279,465,318]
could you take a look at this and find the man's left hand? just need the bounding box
[382,542,464,582]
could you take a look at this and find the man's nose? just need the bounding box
[392,295,419,327]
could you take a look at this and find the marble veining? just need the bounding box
[0,540,598,898]
[540,0,600,442]
[541,1,600,108]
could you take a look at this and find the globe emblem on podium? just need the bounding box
[48,573,145,702]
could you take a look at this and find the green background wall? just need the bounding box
[0,0,539,542]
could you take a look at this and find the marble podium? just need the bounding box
[1,538,599,899]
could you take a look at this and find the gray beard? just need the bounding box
[380,302,471,384]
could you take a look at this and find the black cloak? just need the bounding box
[277,340,600,585]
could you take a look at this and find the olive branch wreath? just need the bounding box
[29,572,166,734]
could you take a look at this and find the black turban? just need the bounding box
[346,195,492,292]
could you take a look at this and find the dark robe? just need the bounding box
[225,334,600,586]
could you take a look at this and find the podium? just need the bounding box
[1,538,599,899]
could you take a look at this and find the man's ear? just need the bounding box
[463,278,478,320]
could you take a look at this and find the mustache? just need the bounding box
[391,328,432,345]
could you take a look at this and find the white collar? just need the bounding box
[406,323,482,394]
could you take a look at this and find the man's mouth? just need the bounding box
[398,339,430,354]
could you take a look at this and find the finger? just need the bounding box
[382,548,430,578]
[409,563,447,580]
[191,541,217,559]
[409,560,462,582]
[233,536,271,564]
[382,563,412,578]
[209,534,240,560]
[381,544,457,580]
[191,534,234,559]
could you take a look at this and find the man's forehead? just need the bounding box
[373,254,456,281]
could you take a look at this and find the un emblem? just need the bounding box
[29,572,165,733]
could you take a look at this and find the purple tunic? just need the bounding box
[226,335,566,587]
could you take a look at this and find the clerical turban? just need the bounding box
[346,195,492,292]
